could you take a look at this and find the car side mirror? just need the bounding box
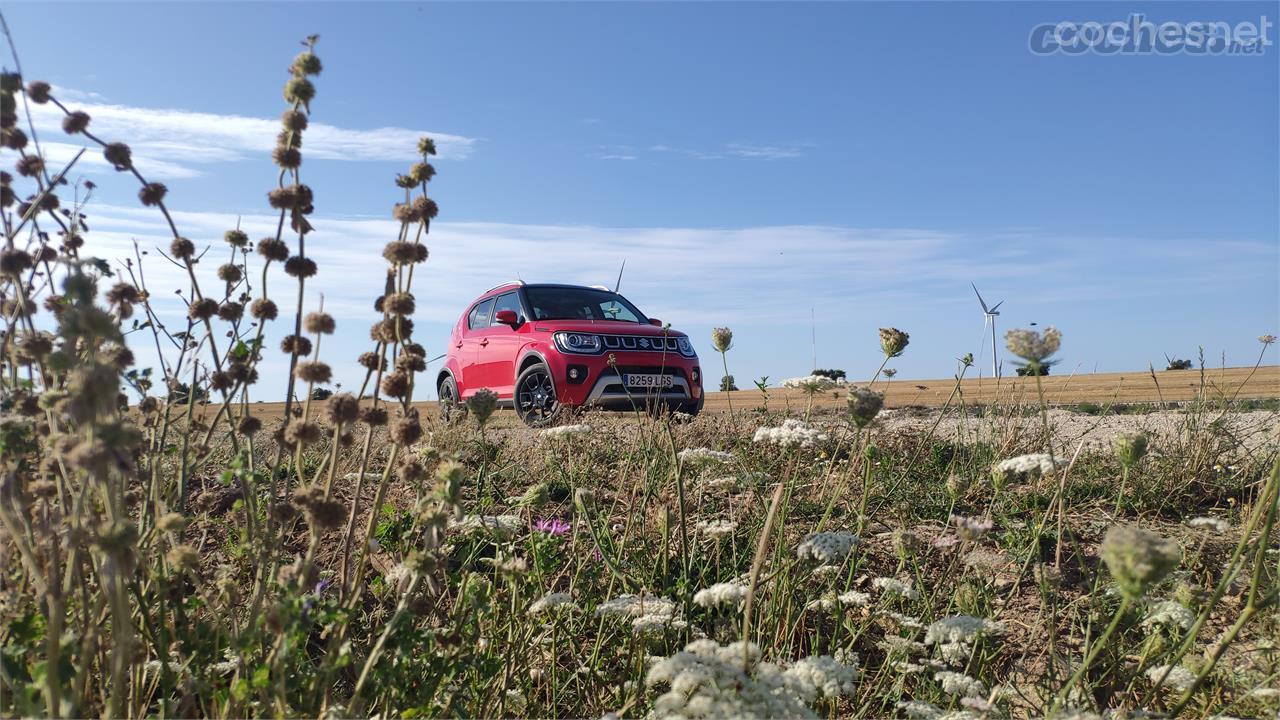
[648,318,663,327]
[495,310,519,326]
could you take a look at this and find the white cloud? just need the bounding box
[21,93,476,179]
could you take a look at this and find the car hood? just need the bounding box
[530,319,688,338]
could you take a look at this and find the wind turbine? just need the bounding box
[971,283,1004,378]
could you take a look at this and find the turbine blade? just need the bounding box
[989,300,1004,313]
[614,259,626,293]
[971,283,990,313]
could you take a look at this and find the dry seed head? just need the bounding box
[169,237,196,261]
[15,155,44,177]
[847,385,884,428]
[380,370,410,398]
[373,317,414,343]
[295,361,332,385]
[304,312,335,335]
[467,388,498,426]
[382,241,418,265]
[410,162,435,183]
[393,203,422,223]
[879,327,910,358]
[358,351,386,371]
[417,137,437,156]
[138,182,167,206]
[711,327,733,353]
[281,109,308,131]
[395,352,426,373]
[62,111,91,134]
[359,406,388,426]
[0,249,33,276]
[26,80,51,103]
[291,51,323,76]
[217,263,242,283]
[167,545,200,573]
[283,77,316,108]
[384,292,415,316]
[237,415,262,435]
[106,282,140,306]
[1005,326,1062,365]
[398,458,428,483]
[188,298,218,321]
[283,419,323,447]
[1112,431,1149,468]
[217,302,243,322]
[256,238,290,262]
[413,196,439,220]
[391,413,424,446]
[0,73,21,92]
[272,145,302,169]
[210,371,233,392]
[224,229,249,248]
[1260,334,1276,345]
[284,256,317,278]
[326,393,359,424]
[251,298,278,320]
[103,142,132,170]
[281,334,312,355]
[3,127,27,150]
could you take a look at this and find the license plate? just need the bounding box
[625,373,674,389]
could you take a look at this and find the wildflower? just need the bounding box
[1187,516,1229,533]
[838,590,871,607]
[166,545,200,572]
[138,182,166,206]
[880,611,924,629]
[877,635,926,657]
[632,614,687,634]
[1005,326,1061,368]
[991,453,1064,485]
[644,640,812,718]
[846,385,884,428]
[693,582,747,608]
[1100,525,1181,599]
[595,594,678,620]
[879,327,910,357]
[103,142,132,170]
[782,374,839,394]
[753,418,828,448]
[1112,431,1149,468]
[532,518,570,536]
[304,312,335,335]
[249,298,278,321]
[711,327,733,353]
[467,388,498,426]
[897,700,945,719]
[677,447,735,466]
[950,514,994,541]
[295,361,332,385]
[785,655,860,700]
[540,424,592,439]
[924,616,1005,646]
[1145,664,1197,691]
[450,514,522,540]
[1142,601,1195,631]
[696,519,737,539]
[872,577,920,601]
[1260,334,1276,345]
[797,532,859,564]
[935,670,985,697]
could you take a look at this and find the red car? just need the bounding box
[438,282,704,426]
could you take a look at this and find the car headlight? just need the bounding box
[554,331,603,354]
[677,337,697,358]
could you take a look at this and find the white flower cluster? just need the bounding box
[450,514,523,539]
[992,453,1065,480]
[696,519,737,539]
[838,590,871,607]
[539,424,593,439]
[677,448,736,466]
[925,615,1005,667]
[872,577,920,601]
[642,640,859,719]
[949,514,994,541]
[596,594,686,635]
[1187,516,1229,533]
[797,532,860,564]
[693,582,747,609]
[1145,664,1197,691]
[781,375,841,394]
[1142,600,1195,631]
[753,419,829,448]
[529,592,579,616]
[934,670,986,697]
[896,700,945,719]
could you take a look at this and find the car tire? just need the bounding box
[677,393,704,419]
[439,376,460,422]
[514,362,563,427]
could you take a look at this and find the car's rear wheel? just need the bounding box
[438,376,460,422]
[515,362,562,427]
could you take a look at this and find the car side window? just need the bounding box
[490,292,522,326]
[467,298,495,329]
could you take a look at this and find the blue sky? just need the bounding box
[5,1,1277,396]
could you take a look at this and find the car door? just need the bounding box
[458,297,494,397]
[472,291,524,398]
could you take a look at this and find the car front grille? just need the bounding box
[600,334,682,353]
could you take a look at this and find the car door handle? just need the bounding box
[455,341,463,349]
[479,339,489,347]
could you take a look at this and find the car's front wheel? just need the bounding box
[439,376,461,422]
[514,362,563,427]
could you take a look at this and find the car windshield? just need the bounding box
[524,287,646,323]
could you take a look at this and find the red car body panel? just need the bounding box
[439,282,702,415]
